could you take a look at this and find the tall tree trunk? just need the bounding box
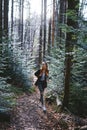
[0,0,2,43]
[39,25,42,65]
[43,0,47,59]
[63,0,79,108]
[18,0,24,45]
[48,18,51,54]
[52,0,55,46]
[55,0,59,46]
[18,0,21,41]
[21,0,24,45]
[39,0,43,66]
[4,0,9,38]
[58,0,66,45]
[11,0,14,36]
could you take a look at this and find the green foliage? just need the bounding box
[6,40,35,89]
[46,12,87,116]
[66,9,78,21]
[69,85,87,116]
[0,37,34,115]
[28,87,36,94]
[46,44,65,98]
[69,46,87,116]
[0,80,16,112]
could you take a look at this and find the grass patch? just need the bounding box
[26,86,36,94]
[19,86,36,95]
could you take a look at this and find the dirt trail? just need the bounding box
[0,77,87,130]
[1,87,86,130]
[11,88,61,130]
[0,88,61,130]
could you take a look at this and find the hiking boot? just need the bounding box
[42,106,46,111]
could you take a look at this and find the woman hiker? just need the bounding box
[34,62,49,111]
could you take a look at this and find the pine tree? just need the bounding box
[63,0,79,108]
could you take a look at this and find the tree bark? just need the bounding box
[48,18,51,54]
[63,0,79,108]
[43,0,47,59]
[52,0,55,46]
[39,0,43,66]
[18,0,21,41]
[21,0,24,45]
[55,0,59,45]
[0,0,2,43]
[4,0,9,38]
[58,0,66,45]
[11,0,14,35]
[39,25,42,65]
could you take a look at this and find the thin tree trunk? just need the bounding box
[0,0,2,43]
[18,0,21,40]
[39,0,43,65]
[48,18,51,54]
[52,0,55,46]
[43,0,47,59]
[11,0,13,36]
[4,0,9,38]
[39,25,42,65]
[55,0,59,46]
[58,0,66,45]
[21,0,24,45]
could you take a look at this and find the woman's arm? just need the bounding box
[34,70,40,77]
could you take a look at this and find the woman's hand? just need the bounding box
[39,72,42,77]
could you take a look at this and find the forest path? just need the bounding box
[11,88,61,130]
[1,87,86,130]
[0,76,86,130]
[10,87,87,130]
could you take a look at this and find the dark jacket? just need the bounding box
[34,69,47,88]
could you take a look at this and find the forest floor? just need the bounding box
[0,86,87,130]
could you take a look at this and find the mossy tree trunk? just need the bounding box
[63,0,79,108]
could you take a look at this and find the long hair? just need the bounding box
[40,62,49,76]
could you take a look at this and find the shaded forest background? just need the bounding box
[0,0,87,121]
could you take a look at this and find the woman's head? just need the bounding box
[41,62,49,75]
[42,62,47,70]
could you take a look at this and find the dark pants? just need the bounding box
[38,81,46,105]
